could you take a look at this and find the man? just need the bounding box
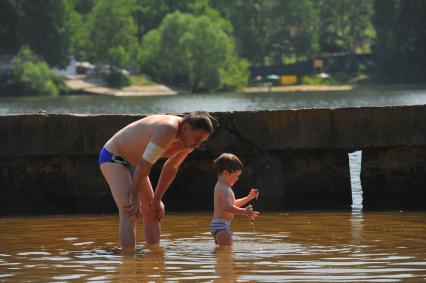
[99,112,213,252]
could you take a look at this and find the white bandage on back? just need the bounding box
[142,142,165,164]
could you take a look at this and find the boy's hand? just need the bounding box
[248,188,259,200]
[245,205,260,219]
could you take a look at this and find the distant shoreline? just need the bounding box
[244,84,426,94]
[64,75,426,96]
[243,85,353,93]
[64,75,177,96]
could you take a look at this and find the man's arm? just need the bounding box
[124,124,176,217]
[151,150,191,220]
[124,159,152,217]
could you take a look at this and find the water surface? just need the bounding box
[1,212,425,282]
[1,89,425,282]
[1,88,426,114]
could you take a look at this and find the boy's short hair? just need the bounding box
[182,111,214,133]
[214,153,243,175]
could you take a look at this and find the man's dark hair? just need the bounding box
[214,153,243,175]
[182,111,214,133]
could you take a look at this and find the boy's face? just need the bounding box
[223,170,242,187]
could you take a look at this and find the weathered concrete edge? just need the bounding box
[1,106,425,213]
[1,104,426,156]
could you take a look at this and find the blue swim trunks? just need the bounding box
[210,219,231,236]
[99,147,131,168]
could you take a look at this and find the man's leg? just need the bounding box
[100,163,136,252]
[143,216,161,246]
[139,177,161,245]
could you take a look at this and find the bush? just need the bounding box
[220,54,249,91]
[105,67,130,88]
[7,47,68,96]
[301,75,339,85]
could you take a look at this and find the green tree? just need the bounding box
[373,0,426,83]
[212,0,273,66]
[181,16,230,91]
[0,0,20,54]
[0,0,74,67]
[220,50,250,91]
[86,0,137,66]
[139,12,248,92]
[66,1,87,60]
[213,0,318,66]
[316,0,374,54]
[132,0,232,43]
[67,0,96,15]
[267,0,318,63]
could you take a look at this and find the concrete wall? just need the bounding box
[1,105,426,215]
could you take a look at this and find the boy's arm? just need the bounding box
[235,188,258,207]
[234,195,252,208]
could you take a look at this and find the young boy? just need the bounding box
[211,153,260,246]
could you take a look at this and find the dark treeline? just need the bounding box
[0,0,425,95]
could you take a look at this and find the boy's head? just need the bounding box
[214,153,243,175]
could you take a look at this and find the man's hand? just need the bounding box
[123,194,141,219]
[150,199,165,221]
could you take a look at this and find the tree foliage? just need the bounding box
[212,0,319,65]
[2,0,426,90]
[85,0,137,66]
[268,0,318,62]
[373,0,426,83]
[0,0,74,67]
[139,12,248,92]
[211,0,273,66]
[213,0,376,65]
[6,47,68,96]
[316,0,374,54]
[132,0,232,43]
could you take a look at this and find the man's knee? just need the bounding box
[141,202,155,220]
[118,209,138,224]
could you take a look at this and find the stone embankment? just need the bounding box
[1,106,425,214]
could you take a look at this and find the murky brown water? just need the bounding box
[1,212,426,282]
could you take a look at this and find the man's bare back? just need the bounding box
[104,115,189,166]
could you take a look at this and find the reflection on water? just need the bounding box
[1,88,426,114]
[349,150,363,210]
[1,212,426,282]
